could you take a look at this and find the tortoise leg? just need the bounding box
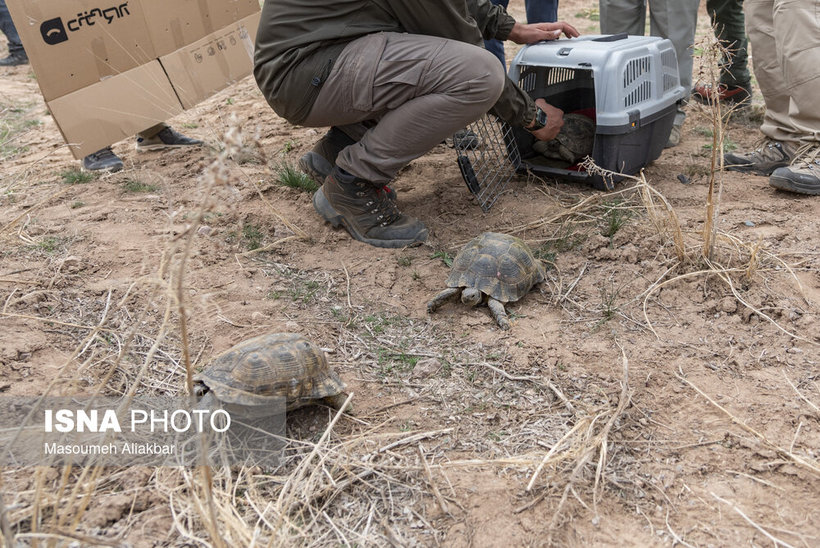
[427,287,461,313]
[324,393,353,414]
[487,298,511,330]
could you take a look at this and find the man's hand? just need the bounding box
[508,21,580,45]
[528,98,564,142]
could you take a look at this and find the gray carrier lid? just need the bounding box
[509,34,685,128]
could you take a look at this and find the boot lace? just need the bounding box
[356,183,401,226]
[789,143,820,167]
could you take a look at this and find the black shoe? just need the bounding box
[82,147,124,172]
[0,51,28,66]
[136,127,203,151]
[299,127,397,201]
[313,166,427,248]
[452,129,480,150]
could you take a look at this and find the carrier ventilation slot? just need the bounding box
[519,67,538,94]
[546,66,576,86]
[623,56,652,107]
[661,49,679,92]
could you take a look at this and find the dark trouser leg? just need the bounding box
[0,0,24,54]
[484,0,510,67]
[526,0,559,23]
[706,0,751,88]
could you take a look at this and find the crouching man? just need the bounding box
[254,0,578,248]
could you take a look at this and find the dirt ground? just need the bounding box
[1,1,819,546]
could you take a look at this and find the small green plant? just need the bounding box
[281,140,298,154]
[275,162,319,193]
[596,282,625,325]
[288,280,321,303]
[241,223,265,251]
[411,270,421,281]
[122,179,159,193]
[35,236,65,254]
[397,256,412,267]
[70,201,85,209]
[226,97,235,105]
[431,250,453,268]
[601,199,632,239]
[60,168,96,185]
[702,137,738,153]
[181,122,199,129]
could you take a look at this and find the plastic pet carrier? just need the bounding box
[457,34,686,211]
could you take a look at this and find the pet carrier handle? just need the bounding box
[592,33,628,42]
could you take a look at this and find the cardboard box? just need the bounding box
[7,0,260,159]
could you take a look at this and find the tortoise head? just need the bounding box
[461,288,482,307]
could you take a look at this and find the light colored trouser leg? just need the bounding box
[303,32,506,184]
[599,0,698,92]
[599,0,647,35]
[747,0,820,144]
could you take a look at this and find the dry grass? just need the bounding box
[2,68,819,547]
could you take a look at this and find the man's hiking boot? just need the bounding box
[299,127,397,201]
[769,145,820,195]
[724,138,797,176]
[692,83,751,107]
[299,127,356,182]
[82,147,124,172]
[313,167,427,248]
[136,127,202,151]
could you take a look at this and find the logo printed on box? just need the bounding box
[39,2,132,45]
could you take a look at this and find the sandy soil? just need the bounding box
[1,1,819,546]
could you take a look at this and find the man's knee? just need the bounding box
[460,46,507,106]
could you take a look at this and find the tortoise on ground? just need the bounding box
[194,333,349,414]
[427,232,546,330]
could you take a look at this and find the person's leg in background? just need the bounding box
[484,0,511,67]
[766,0,820,194]
[0,0,27,66]
[694,0,752,105]
[525,0,559,24]
[646,0,700,147]
[83,123,204,172]
[724,0,801,175]
[599,0,646,36]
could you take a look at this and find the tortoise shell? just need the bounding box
[446,232,545,303]
[194,333,345,410]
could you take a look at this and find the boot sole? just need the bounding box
[136,143,201,152]
[769,174,820,195]
[312,188,427,248]
[725,163,786,177]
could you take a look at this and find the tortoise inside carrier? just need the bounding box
[427,232,546,330]
[194,333,349,415]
